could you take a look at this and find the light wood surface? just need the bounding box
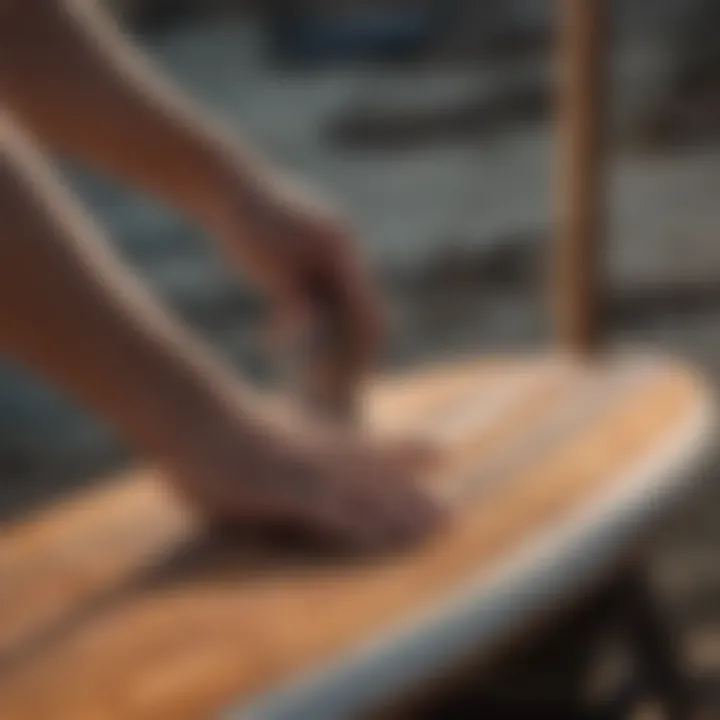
[0,354,712,719]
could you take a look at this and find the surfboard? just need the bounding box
[0,351,714,719]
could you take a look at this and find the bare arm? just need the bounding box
[0,0,243,225]
[0,114,438,546]
[0,0,381,357]
[0,0,436,543]
[0,113,250,462]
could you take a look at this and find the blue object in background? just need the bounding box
[268,6,456,64]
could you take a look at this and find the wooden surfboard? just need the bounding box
[0,351,714,719]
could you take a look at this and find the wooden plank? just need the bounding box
[554,0,610,352]
[0,355,711,720]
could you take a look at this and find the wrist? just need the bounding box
[192,134,276,231]
[102,325,256,463]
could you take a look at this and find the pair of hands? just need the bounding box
[179,163,444,550]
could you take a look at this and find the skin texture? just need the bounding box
[0,0,442,549]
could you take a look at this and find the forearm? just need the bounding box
[0,0,255,226]
[0,116,255,461]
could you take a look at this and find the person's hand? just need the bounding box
[175,159,445,550]
[206,161,383,366]
[166,399,445,552]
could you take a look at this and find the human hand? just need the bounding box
[167,400,445,551]
[206,162,384,369]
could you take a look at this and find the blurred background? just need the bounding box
[3,0,720,708]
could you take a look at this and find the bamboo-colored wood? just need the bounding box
[0,355,710,720]
[555,0,609,352]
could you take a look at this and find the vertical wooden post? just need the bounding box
[554,0,609,353]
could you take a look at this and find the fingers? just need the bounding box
[263,227,382,387]
[266,291,313,357]
[301,445,446,553]
[312,227,386,368]
[201,429,447,554]
[289,487,443,554]
[367,443,447,547]
[356,481,444,551]
[379,437,444,476]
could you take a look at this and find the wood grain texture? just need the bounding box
[0,354,711,720]
[554,0,609,352]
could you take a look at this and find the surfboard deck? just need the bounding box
[0,352,714,719]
